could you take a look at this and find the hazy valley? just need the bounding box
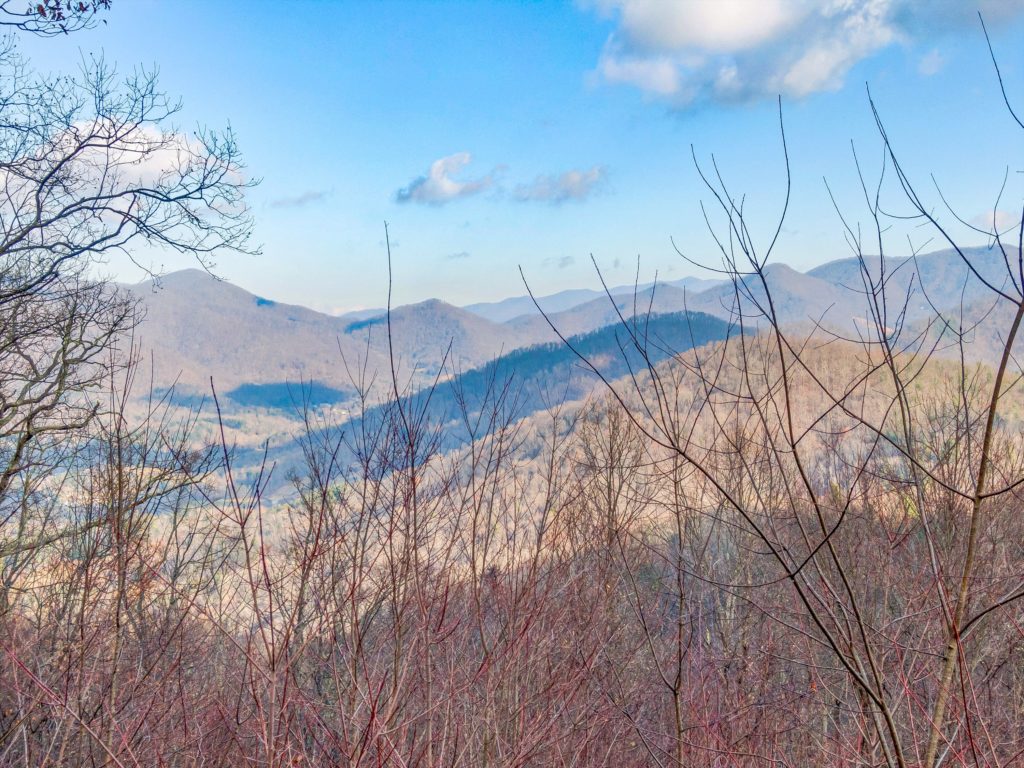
[122,244,1019,491]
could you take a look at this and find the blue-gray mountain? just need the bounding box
[123,245,1014,408]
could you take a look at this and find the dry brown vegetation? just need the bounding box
[4,313,1024,767]
[1,13,1023,768]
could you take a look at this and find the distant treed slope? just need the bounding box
[509,262,883,339]
[125,270,542,395]
[502,266,864,340]
[684,262,866,331]
[312,310,733,463]
[506,284,697,340]
[350,299,529,377]
[516,246,1014,341]
[124,246,1012,402]
[220,313,733,499]
[444,309,732,424]
[463,276,722,323]
[127,270,347,392]
[806,246,1017,323]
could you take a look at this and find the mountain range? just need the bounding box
[118,244,1021,494]
[123,245,1015,411]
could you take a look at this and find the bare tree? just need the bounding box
[0,1,110,37]
[526,22,1024,768]
[0,34,255,567]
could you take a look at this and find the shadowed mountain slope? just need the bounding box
[125,270,542,394]
[255,309,734,494]
[124,246,1014,405]
[463,275,722,323]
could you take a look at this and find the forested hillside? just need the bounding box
[1,4,1023,768]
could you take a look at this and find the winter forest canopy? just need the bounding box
[1,2,1024,767]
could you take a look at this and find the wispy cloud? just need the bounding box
[445,250,471,260]
[584,0,1024,106]
[395,152,497,205]
[918,48,944,76]
[514,166,607,204]
[970,209,1022,235]
[396,156,610,208]
[544,255,576,269]
[270,189,330,209]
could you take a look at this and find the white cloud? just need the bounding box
[44,122,211,190]
[970,209,1022,235]
[395,152,496,205]
[918,48,944,76]
[543,255,576,269]
[783,1,897,96]
[599,49,683,96]
[514,166,607,204]
[590,0,802,54]
[270,189,329,209]
[0,121,249,226]
[585,0,1024,106]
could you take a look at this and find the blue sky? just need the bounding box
[18,0,1024,313]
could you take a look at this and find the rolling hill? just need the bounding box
[125,270,540,398]
[123,245,1016,412]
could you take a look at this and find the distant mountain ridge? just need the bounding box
[462,275,723,323]
[125,270,536,395]
[256,309,734,493]
[122,245,1013,404]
